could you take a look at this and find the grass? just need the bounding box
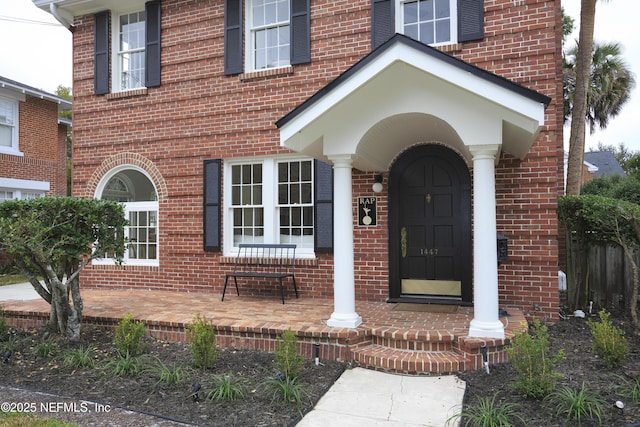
[62,345,95,369]
[0,411,77,426]
[446,393,526,427]
[206,374,246,402]
[0,274,27,287]
[544,382,605,426]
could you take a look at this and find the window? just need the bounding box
[372,0,484,50]
[94,1,161,95]
[0,97,19,154]
[117,11,146,90]
[397,0,457,45]
[96,169,159,266]
[249,0,290,70]
[224,0,310,75]
[225,157,315,254]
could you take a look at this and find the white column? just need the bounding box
[326,155,362,328]
[468,145,505,339]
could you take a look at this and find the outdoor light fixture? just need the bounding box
[372,174,384,193]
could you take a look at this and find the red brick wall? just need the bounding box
[71,0,562,321]
[0,95,67,197]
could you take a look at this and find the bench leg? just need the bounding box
[292,276,298,299]
[279,277,285,304]
[222,275,240,301]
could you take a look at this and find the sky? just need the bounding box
[0,0,638,152]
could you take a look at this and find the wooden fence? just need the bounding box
[565,242,636,309]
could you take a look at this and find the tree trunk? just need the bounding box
[566,0,596,195]
[46,266,82,341]
[620,244,639,330]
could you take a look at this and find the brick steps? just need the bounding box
[350,327,471,375]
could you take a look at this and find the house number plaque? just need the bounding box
[358,197,377,226]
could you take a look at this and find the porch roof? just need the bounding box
[276,34,551,171]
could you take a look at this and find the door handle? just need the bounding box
[401,227,407,258]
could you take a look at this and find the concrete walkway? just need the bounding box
[0,282,467,426]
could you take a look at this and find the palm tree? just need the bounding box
[565,0,599,195]
[564,41,635,135]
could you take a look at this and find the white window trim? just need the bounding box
[93,165,160,267]
[223,155,316,258]
[0,178,49,200]
[244,0,291,73]
[110,5,147,93]
[395,0,458,46]
[0,95,22,156]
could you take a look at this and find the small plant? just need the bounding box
[114,313,147,357]
[1,335,20,353]
[275,328,304,380]
[104,351,141,376]
[446,393,525,427]
[261,376,309,409]
[35,339,57,358]
[62,345,95,369]
[588,309,628,368]
[506,318,565,399]
[206,374,246,402]
[544,382,605,426]
[613,375,640,403]
[185,313,218,369]
[148,357,184,385]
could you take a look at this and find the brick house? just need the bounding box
[0,76,71,201]
[36,0,563,339]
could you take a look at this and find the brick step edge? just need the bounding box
[350,344,470,375]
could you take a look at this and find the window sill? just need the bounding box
[435,43,463,53]
[106,88,148,100]
[0,148,24,157]
[239,66,294,82]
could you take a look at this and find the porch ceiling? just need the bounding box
[277,34,550,171]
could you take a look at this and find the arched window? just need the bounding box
[96,168,159,266]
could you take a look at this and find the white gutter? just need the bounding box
[50,3,74,31]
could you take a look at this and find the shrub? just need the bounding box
[447,393,525,427]
[185,313,218,369]
[506,319,565,399]
[114,313,146,357]
[275,328,304,380]
[544,382,605,426]
[588,309,628,368]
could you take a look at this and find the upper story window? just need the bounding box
[224,0,310,75]
[397,0,457,45]
[117,10,146,90]
[0,97,19,155]
[248,0,290,70]
[94,1,161,95]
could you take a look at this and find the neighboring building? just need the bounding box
[584,151,626,179]
[0,76,71,201]
[36,0,563,338]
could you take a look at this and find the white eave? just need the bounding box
[0,76,71,112]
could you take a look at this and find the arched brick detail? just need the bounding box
[85,152,168,202]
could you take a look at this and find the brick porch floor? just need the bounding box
[1,289,526,375]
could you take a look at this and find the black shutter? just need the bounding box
[458,0,484,42]
[371,0,394,50]
[224,0,243,75]
[145,0,162,87]
[94,11,110,95]
[314,160,333,253]
[203,159,222,251]
[290,0,310,65]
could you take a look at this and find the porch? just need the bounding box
[2,289,526,375]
